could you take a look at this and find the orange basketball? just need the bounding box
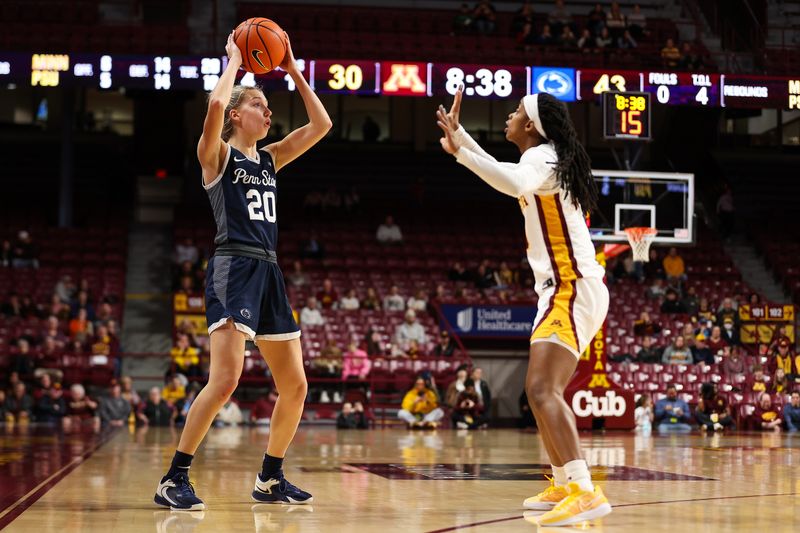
[233,17,287,75]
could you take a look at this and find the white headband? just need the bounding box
[522,94,547,140]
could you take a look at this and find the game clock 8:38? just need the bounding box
[603,91,651,140]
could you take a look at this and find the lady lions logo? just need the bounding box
[240,308,252,320]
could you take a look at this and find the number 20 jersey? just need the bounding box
[203,143,279,252]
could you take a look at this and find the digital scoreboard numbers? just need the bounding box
[577,69,641,102]
[720,75,797,109]
[429,63,527,99]
[642,71,720,106]
[310,60,380,94]
[603,92,651,140]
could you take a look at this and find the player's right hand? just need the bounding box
[225,31,243,65]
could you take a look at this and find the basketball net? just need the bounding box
[623,227,657,262]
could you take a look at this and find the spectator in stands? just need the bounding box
[365,329,384,357]
[120,376,140,408]
[11,338,35,377]
[716,184,735,239]
[0,239,11,267]
[661,38,681,69]
[695,382,734,432]
[395,309,427,353]
[342,342,371,380]
[250,390,278,426]
[361,115,381,142]
[577,28,597,52]
[175,383,201,427]
[635,336,661,363]
[11,230,38,269]
[162,375,187,409]
[46,294,70,321]
[445,367,469,407]
[627,4,647,40]
[706,326,728,355]
[511,1,533,34]
[681,286,699,317]
[634,394,653,432]
[661,290,687,315]
[383,286,406,311]
[448,262,471,282]
[4,372,21,393]
[376,215,403,244]
[691,334,715,365]
[362,288,381,311]
[1,293,23,318]
[452,379,486,429]
[407,289,428,313]
[214,398,243,426]
[36,382,66,424]
[68,308,94,342]
[54,275,75,303]
[784,391,800,432]
[595,27,613,50]
[772,368,790,395]
[63,384,99,431]
[300,297,325,326]
[678,42,704,70]
[662,336,693,365]
[606,1,625,39]
[617,29,637,49]
[173,261,198,292]
[300,231,325,260]
[453,3,474,34]
[398,377,444,428]
[99,383,131,427]
[471,367,491,416]
[770,337,796,378]
[287,260,307,288]
[720,317,740,346]
[587,3,607,36]
[70,290,95,321]
[138,386,175,427]
[4,382,33,423]
[94,302,114,328]
[654,386,692,432]
[752,367,768,393]
[337,401,368,429]
[536,24,556,46]
[339,289,360,311]
[752,393,782,432]
[633,311,662,337]
[434,330,456,357]
[170,333,201,378]
[316,278,339,309]
[662,248,686,286]
[695,297,714,324]
[646,278,666,301]
[474,263,497,290]
[723,347,746,379]
[548,0,574,37]
[716,297,738,325]
[643,248,664,280]
[473,1,497,34]
[175,237,200,266]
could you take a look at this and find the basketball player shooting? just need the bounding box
[153,29,331,510]
[437,89,612,526]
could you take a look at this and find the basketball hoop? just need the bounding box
[623,227,657,262]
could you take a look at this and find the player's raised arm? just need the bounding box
[265,33,332,172]
[437,87,498,163]
[198,31,241,183]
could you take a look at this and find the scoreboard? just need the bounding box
[603,92,651,140]
[3,51,799,109]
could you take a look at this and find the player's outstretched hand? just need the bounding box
[225,31,242,66]
[437,116,457,155]
[279,31,298,73]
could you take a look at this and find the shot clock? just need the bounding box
[603,91,651,140]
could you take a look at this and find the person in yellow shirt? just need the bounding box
[170,333,202,377]
[662,247,686,287]
[398,377,444,428]
[162,375,187,407]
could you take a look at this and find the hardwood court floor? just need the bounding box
[2,425,799,532]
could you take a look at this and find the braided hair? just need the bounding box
[536,93,597,214]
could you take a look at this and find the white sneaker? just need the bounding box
[456,421,469,429]
[320,391,331,403]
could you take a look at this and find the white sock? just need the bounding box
[551,465,568,487]
[564,459,594,493]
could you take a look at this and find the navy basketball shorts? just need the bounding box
[205,255,301,341]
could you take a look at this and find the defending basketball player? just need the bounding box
[437,90,612,526]
[153,31,331,510]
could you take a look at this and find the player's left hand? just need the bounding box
[437,111,458,155]
[279,31,298,73]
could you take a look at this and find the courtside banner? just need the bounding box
[440,304,536,338]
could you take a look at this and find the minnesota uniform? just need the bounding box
[202,143,300,341]
[453,126,608,358]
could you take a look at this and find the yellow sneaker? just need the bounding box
[535,482,612,527]
[522,475,570,511]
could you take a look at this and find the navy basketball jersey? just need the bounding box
[203,144,279,251]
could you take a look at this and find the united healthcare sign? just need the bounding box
[441,305,536,338]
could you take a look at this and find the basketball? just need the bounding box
[233,17,287,74]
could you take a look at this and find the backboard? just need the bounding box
[588,170,694,245]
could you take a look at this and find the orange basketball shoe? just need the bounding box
[534,482,612,526]
[522,476,570,511]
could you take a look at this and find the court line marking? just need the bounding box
[0,429,120,530]
[424,491,800,532]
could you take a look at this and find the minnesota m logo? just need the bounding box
[588,373,611,388]
[382,64,426,93]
